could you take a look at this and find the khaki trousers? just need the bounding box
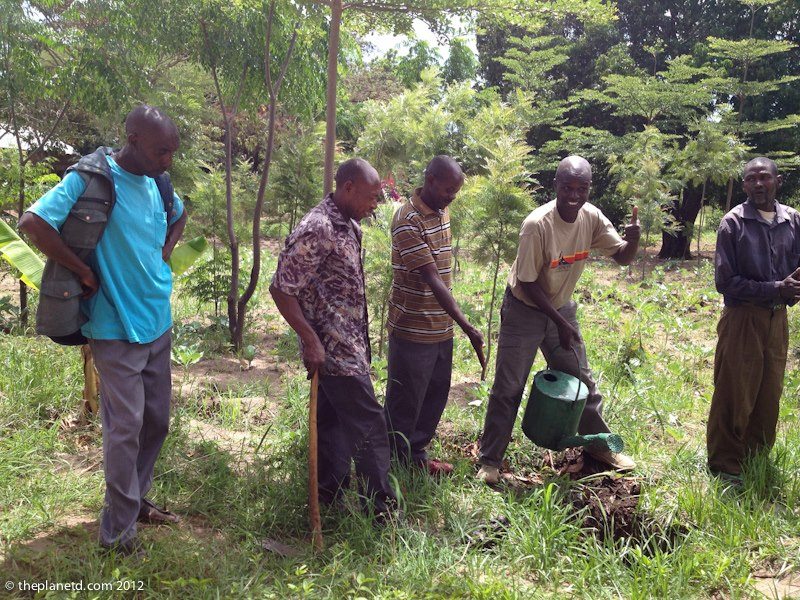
[707,305,788,475]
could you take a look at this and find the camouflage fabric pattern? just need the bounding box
[272,195,371,376]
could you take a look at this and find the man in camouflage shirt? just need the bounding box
[270,158,397,518]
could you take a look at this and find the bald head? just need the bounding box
[425,155,463,181]
[421,155,464,211]
[335,158,379,188]
[125,104,178,139]
[554,155,593,223]
[742,156,782,210]
[555,156,592,183]
[744,156,778,177]
[116,105,179,178]
[333,157,381,222]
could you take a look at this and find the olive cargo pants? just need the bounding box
[707,304,788,475]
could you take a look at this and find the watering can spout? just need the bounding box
[558,433,625,454]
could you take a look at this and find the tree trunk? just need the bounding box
[724,177,734,212]
[696,180,707,264]
[322,0,343,196]
[233,6,299,352]
[657,184,704,259]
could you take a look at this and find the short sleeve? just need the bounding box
[393,219,435,272]
[272,219,333,296]
[26,171,87,232]
[515,228,544,283]
[169,192,184,225]
[591,210,624,257]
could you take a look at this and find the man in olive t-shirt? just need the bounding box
[477,155,640,484]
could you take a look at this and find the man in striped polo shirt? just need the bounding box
[385,156,486,475]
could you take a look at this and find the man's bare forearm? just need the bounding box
[612,240,638,266]
[164,211,187,258]
[518,280,569,326]
[418,263,471,331]
[18,212,92,279]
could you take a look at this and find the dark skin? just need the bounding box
[417,164,486,370]
[19,112,185,298]
[526,156,640,350]
[742,158,800,300]
[269,163,382,377]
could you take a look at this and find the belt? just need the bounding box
[737,302,787,312]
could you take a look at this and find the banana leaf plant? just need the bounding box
[1,222,208,419]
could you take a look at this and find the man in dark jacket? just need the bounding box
[707,157,800,483]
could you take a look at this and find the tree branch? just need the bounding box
[238,17,300,313]
[21,99,71,166]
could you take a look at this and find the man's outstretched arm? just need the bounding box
[417,262,486,370]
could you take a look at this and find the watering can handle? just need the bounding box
[570,346,582,404]
[545,346,583,404]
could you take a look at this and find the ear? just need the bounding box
[127,131,139,148]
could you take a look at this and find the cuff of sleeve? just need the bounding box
[26,209,60,233]
[270,276,299,298]
[603,242,626,257]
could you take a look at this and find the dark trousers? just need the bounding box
[317,374,396,513]
[707,305,788,475]
[479,289,609,468]
[384,334,454,465]
[90,330,172,547]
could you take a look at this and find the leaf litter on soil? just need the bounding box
[551,448,688,553]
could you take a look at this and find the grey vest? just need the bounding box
[34,147,174,344]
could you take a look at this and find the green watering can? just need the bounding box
[521,350,624,453]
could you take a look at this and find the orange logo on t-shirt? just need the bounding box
[550,250,589,269]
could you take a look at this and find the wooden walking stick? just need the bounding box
[308,370,323,551]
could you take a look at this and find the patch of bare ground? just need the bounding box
[751,567,800,599]
[186,418,265,462]
[180,353,282,392]
[448,380,483,409]
[52,447,102,475]
[586,242,716,288]
[0,272,19,296]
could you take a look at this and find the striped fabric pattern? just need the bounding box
[387,192,454,343]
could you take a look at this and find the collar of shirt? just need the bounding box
[322,193,362,242]
[411,189,444,217]
[741,199,790,225]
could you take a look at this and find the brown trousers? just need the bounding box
[707,304,788,475]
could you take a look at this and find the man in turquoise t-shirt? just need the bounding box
[19,105,187,558]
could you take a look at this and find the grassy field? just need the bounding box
[1,234,799,599]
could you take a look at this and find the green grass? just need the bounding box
[1,242,799,598]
